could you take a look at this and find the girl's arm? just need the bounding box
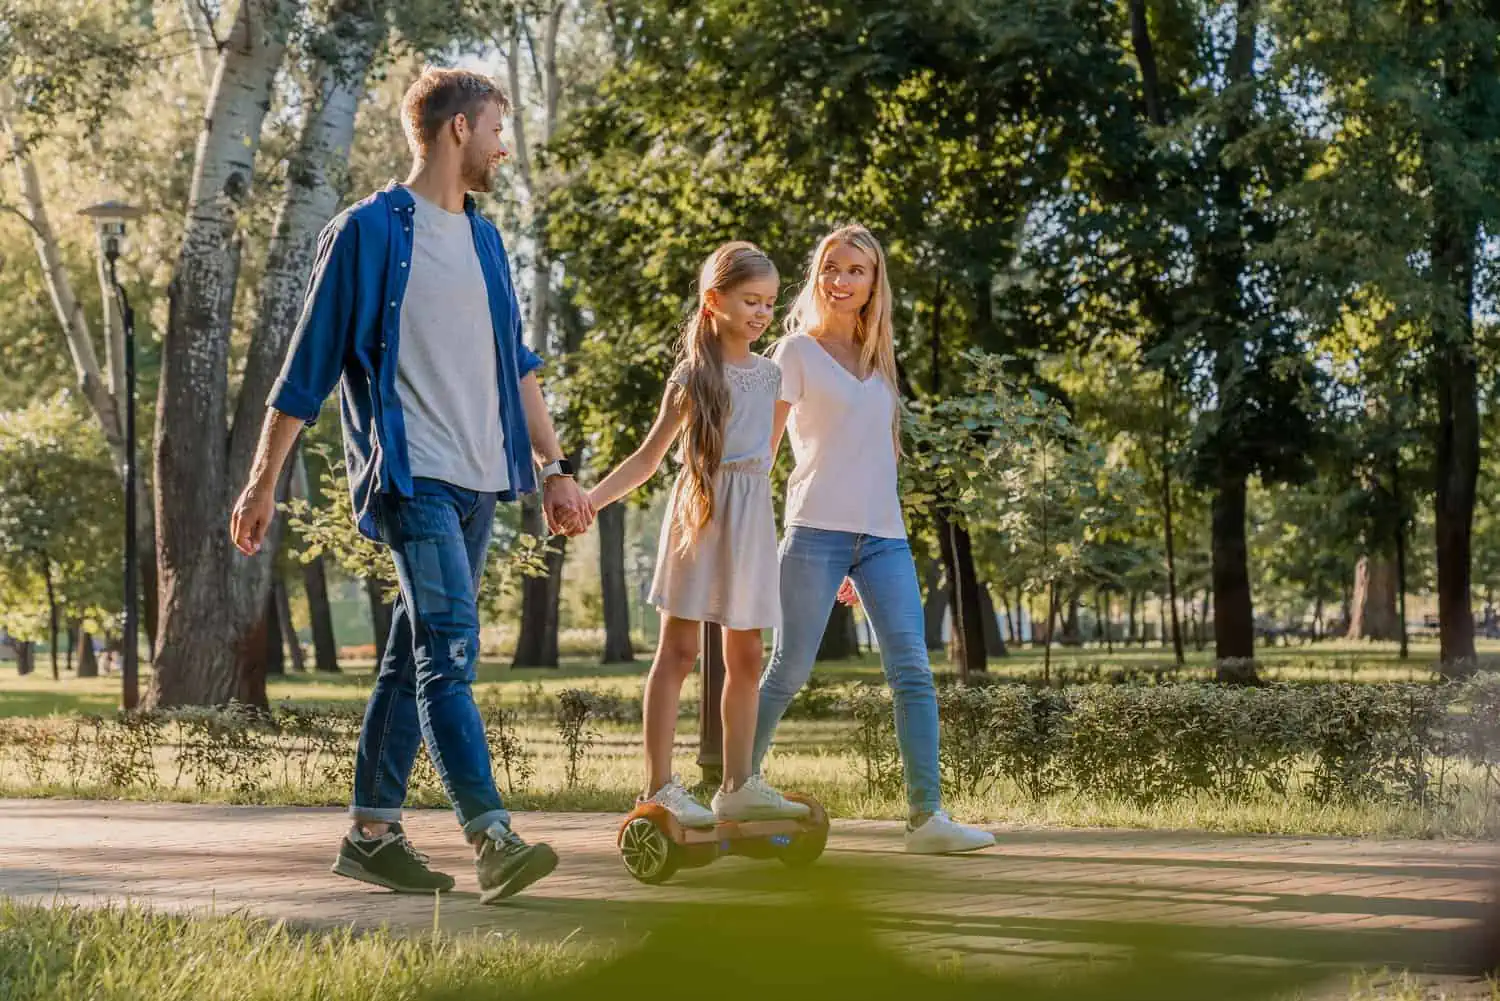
[588,383,688,511]
[770,399,791,459]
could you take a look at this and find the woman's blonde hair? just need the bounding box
[783,224,903,451]
[673,241,778,550]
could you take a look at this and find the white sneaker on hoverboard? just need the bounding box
[712,774,812,822]
[643,776,717,828]
[904,810,995,854]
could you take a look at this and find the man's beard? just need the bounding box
[462,148,494,192]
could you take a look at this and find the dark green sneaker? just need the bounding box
[475,822,558,904]
[331,824,456,893]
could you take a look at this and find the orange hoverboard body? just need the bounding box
[616,792,830,884]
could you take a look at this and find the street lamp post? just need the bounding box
[79,199,145,710]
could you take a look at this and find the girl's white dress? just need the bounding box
[649,356,782,631]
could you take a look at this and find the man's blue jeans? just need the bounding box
[752,526,943,814]
[351,478,509,837]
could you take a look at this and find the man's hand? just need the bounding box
[543,476,594,536]
[230,480,278,556]
[230,409,305,556]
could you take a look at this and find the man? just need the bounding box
[230,67,592,903]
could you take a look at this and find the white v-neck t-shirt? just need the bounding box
[768,333,907,540]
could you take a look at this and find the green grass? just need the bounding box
[0,898,1484,1001]
[0,899,591,1001]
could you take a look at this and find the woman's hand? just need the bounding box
[836,577,860,607]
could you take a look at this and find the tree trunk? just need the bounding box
[598,503,635,663]
[291,449,340,672]
[66,621,77,675]
[77,632,98,678]
[1158,596,1167,649]
[227,0,384,692]
[1043,583,1058,681]
[937,511,986,677]
[1199,589,1212,651]
[922,560,946,650]
[1394,456,1410,661]
[1431,232,1479,673]
[302,556,340,671]
[818,602,858,661]
[276,576,303,672]
[266,585,286,677]
[366,576,393,665]
[1062,593,1081,646]
[978,583,1007,657]
[11,637,34,676]
[1211,469,1257,674]
[1128,592,1138,645]
[42,559,59,680]
[147,0,294,708]
[514,495,566,667]
[1106,593,1115,654]
[234,592,272,707]
[1346,555,1401,640]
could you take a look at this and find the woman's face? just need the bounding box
[817,242,876,317]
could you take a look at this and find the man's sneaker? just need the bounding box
[475,821,558,905]
[712,774,812,822]
[643,776,717,828]
[904,810,995,855]
[331,823,456,893]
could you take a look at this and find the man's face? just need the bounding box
[458,99,508,193]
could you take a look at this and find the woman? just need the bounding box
[753,225,995,854]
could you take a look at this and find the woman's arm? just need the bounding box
[588,384,688,511]
[770,399,791,459]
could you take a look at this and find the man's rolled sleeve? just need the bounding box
[513,304,544,379]
[267,216,359,424]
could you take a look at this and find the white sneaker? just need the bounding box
[712,774,812,822]
[643,777,717,828]
[904,810,995,854]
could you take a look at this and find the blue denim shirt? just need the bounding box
[267,183,543,541]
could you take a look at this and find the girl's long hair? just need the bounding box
[674,241,778,549]
[782,224,902,451]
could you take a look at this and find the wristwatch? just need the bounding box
[539,457,575,481]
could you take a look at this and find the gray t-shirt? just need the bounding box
[395,189,509,493]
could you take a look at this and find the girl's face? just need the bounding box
[817,242,875,316]
[707,275,779,346]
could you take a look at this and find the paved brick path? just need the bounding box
[3,800,1496,991]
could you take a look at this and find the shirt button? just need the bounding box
[389,301,397,308]
[400,261,408,268]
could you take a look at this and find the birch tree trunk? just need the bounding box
[147,0,297,707]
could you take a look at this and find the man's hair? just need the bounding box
[400,67,511,155]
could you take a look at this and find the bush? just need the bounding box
[845,685,903,799]
[555,689,599,788]
[844,679,1492,810]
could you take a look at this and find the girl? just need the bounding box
[589,242,810,827]
[752,225,994,854]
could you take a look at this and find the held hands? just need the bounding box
[836,577,860,607]
[542,475,595,536]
